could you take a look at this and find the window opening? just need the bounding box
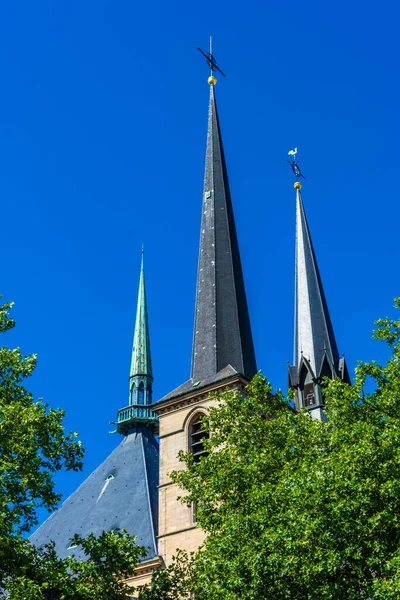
[146,384,152,405]
[137,382,144,405]
[299,365,314,408]
[191,501,198,524]
[303,382,315,407]
[189,414,209,463]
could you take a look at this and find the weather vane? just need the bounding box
[198,37,226,81]
[287,148,305,180]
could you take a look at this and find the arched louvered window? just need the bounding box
[130,383,135,405]
[304,383,315,407]
[300,366,315,408]
[146,384,152,406]
[137,382,144,405]
[189,413,208,463]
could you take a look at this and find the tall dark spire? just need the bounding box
[288,183,348,419]
[191,82,257,382]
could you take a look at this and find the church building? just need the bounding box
[31,63,348,587]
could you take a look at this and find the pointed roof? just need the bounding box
[30,429,159,561]
[294,185,340,376]
[191,83,257,383]
[130,249,152,379]
[118,249,158,433]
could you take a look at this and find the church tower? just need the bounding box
[288,181,349,420]
[153,69,256,565]
[31,251,161,585]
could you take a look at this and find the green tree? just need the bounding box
[0,298,145,598]
[169,299,400,599]
[7,530,145,600]
[0,297,83,580]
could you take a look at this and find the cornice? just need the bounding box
[124,556,163,581]
[152,375,248,417]
[158,524,198,539]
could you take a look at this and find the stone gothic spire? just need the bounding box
[288,183,348,420]
[190,81,257,383]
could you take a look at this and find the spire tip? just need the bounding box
[294,181,302,190]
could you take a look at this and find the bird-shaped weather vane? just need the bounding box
[198,37,226,83]
[287,148,305,180]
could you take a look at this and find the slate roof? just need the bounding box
[191,83,257,383]
[293,188,340,376]
[155,364,243,404]
[30,428,159,561]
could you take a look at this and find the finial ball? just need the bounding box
[294,181,302,190]
[208,75,217,85]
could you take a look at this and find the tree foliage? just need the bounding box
[0,298,145,598]
[7,530,145,600]
[167,299,400,599]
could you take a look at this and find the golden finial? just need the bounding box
[294,181,302,189]
[208,75,217,85]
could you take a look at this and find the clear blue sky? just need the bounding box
[1,1,399,526]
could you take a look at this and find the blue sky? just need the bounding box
[1,1,399,525]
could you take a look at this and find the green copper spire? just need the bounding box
[130,247,153,384]
[115,247,158,435]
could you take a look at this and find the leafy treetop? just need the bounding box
[164,298,400,600]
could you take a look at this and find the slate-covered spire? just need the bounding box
[288,182,348,419]
[294,185,339,375]
[191,81,257,383]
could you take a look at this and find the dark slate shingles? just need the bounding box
[155,365,241,404]
[294,190,340,376]
[191,85,257,383]
[30,429,159,562]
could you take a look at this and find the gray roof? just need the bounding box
[191,84,257,383]
[156,364,242,404]
[30,428,159,561]
[294,188,340,377]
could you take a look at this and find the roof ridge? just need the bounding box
[139,430,157,554]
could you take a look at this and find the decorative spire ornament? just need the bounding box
[287,147,306,181]
[198,36,226,85]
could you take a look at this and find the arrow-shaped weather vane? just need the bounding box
[287,148,305,179]
[198,37,226,77]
